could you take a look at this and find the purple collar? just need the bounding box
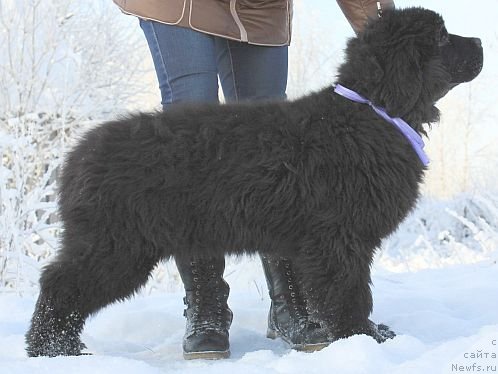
[334,84,429,166]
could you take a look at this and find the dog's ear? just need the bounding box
[337,38,384,91]
[374,47,423,117]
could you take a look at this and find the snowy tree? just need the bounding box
[0,0,153,292]
[424,81,498,197]
[287,0,346,99]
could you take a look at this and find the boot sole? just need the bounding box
[183,350,230,360]
[267,328,329,352]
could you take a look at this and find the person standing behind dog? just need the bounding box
[112,0,395,360]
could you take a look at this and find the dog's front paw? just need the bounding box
[331,320,395,343]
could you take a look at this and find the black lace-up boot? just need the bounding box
[261,255,330,351]
[176,256,233,360]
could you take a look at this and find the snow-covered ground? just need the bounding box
[1,193,498,374]
[1,259,497,374]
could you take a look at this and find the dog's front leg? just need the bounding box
[295,239,394,343]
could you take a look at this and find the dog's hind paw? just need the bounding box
[368,321,396,343]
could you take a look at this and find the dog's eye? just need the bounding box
[439,27,450,46]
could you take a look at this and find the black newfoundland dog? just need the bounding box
[26,7,483,357]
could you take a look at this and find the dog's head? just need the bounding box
[337,7,483,131]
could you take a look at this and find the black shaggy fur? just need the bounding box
[26,8,483,357]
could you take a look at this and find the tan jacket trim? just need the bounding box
[230,0,248,43]
[114,1,188,26]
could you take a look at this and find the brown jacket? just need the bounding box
[112,0,394,46]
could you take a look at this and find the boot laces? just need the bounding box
[184,262,230,331]
[283,262,311,327]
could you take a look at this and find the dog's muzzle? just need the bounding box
[442,34,483,85]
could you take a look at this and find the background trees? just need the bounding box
[0,0,152,291]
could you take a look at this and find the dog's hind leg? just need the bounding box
[25,231,163,357]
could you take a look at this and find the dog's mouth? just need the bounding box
[442,34,483,85]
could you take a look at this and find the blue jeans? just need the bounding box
[140,19,288,109]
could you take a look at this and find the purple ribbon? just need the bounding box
[334,84,429,166]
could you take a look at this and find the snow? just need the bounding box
[1,254,497,373]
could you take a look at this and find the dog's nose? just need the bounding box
[472,38,482,47]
